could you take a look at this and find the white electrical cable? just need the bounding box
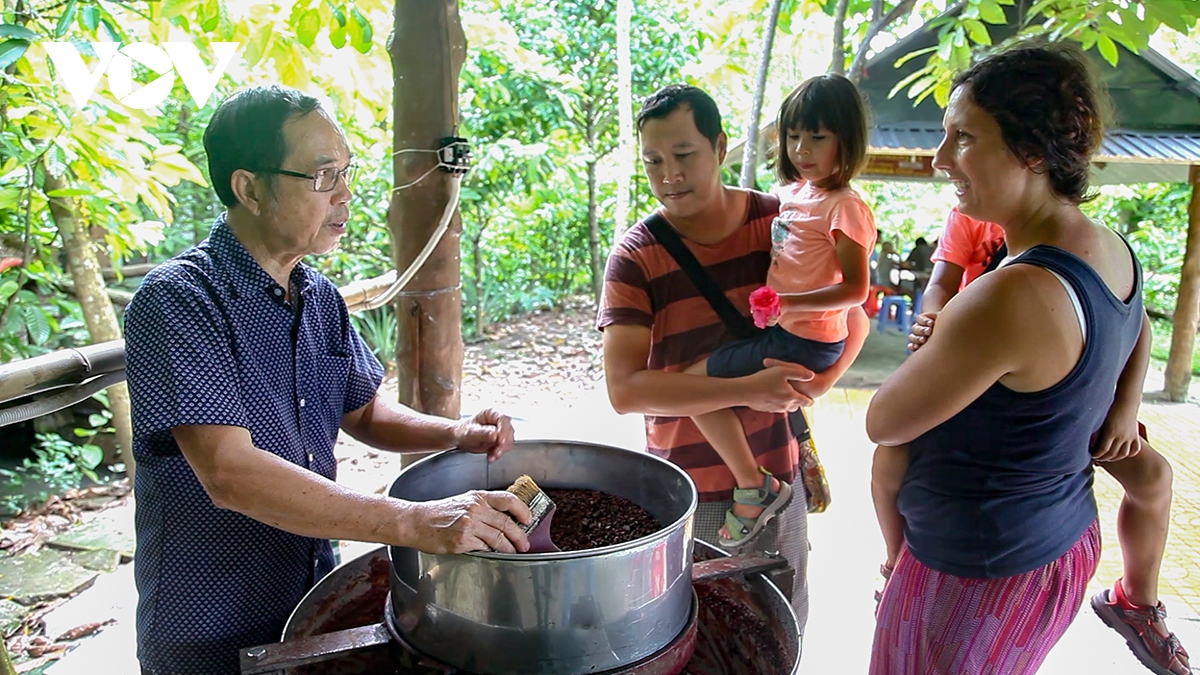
[359,175,462,311]
[394,148,438,155]
[394,165,441,192]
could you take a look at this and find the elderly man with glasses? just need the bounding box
[123,86,532,675]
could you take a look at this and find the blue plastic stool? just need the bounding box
[877,295,909,333]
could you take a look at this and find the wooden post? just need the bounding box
[391,0,466,463]
[1165,165,1200,401]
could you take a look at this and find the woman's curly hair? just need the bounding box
[953,41,1112,204]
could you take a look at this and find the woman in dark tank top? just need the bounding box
[864,43,1187,675]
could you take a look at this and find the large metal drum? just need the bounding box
[386,440,698,675]
[277,541,802,675]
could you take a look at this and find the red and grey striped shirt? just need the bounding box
[596,189,799,502]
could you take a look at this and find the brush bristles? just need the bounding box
[506,475,542,506]
[505,475,554,534]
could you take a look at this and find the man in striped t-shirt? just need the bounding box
[597,85,867,631]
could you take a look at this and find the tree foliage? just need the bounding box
[885,0,1200,106]
[454,0,698,334]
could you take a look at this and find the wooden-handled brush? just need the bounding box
[506,475,560,553]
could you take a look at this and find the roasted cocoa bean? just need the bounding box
[544,488,661,551]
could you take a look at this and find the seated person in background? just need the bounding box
[903,236,935,273]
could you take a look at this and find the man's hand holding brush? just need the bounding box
[404,491,532,554]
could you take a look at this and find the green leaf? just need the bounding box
[0,186,24,210]
[329,21,347,49]
[0,280,18,303]
[78,444,103,470]
[907,74,938,100]
[55,0,78,38]
[88,413,107,427]
[200,0,220,33]
[963,18,992,45]
[22,304,50,345]
[330,2,347,27]
[0,39,28,70]
[937,33,954,60]
[99,17,121,42]
[4,309,21,335]
[244,25,274,67]
[892,46,936,70]
[1025,0,1061,22]
[1145,2,1192,34]
[889,64,935,99]
[978,0,1007,24]
[933,79,953,107]
[951,42,972,70]
[297,9,321,49]
[0,24,37,41]
[1097,34,1119,66]
[161,0,190,19]
[80,5,99,32]
[349,7,372,53]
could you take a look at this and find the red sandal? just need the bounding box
[1091,583,1190,675]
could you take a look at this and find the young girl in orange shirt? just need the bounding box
[685,74,876,546]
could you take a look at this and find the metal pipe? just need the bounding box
[0,340,126,406]
[339,270,397,312]
[0,371,126,427]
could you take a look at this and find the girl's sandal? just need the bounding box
[718,467,794,549]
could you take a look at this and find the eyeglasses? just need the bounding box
[257,163,357,192]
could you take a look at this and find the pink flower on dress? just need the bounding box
[749,286,781,329]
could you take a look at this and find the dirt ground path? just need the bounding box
[333,300,613,496]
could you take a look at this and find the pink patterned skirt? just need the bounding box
[870,519,1101,675]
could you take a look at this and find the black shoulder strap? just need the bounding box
[644,213,761,340]
[983,241,1008,275]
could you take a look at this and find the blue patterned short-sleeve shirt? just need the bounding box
[124,215,384,675]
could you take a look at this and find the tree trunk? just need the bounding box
[587,159,602,301]
[1165,166,1200,401]
[391,0,466,469]
[740,0,784,189]
[830,0,850,75]
[613,0,634,246]
[44,170,136,479]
